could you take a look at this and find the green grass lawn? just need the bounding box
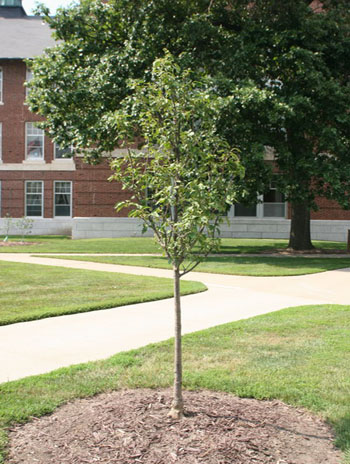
[45,254,350,276]
[1,304,349,463]
[0,261,206,326]
[0,235,347,254]
[0,235,162,254]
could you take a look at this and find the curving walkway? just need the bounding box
[0,253,349,384]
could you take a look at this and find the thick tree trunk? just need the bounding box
[288,202,314,250]
[168,265,184,419]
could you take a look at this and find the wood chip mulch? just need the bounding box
[0,241,37,247]
[7,389,341,464]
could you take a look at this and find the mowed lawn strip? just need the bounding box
[0,261,206,326]
[0,236,162,254]
[0,235,347,254]
[44,254,350,276]
[0,304,349,463]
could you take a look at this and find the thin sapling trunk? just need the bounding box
[168,265,184,419]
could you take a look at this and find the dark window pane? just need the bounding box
[235,203,257,217]
[27,193,42,202]
[55,193,70,205]
[26,205,42,216]
[55,205,70,216]
[55,146,73,159]
[264,190,284,202]
[263,203,286,217]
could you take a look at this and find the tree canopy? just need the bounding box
[110,52,241,272]
[224,0,350,248]
[28,0,350,249]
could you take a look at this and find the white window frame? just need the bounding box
[25,123,45,160]
[25,180,44,218]
[54,143,73,160]
[0,67,3,104]
[54,181,72,218]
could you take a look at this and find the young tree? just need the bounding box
[109,53,241,417]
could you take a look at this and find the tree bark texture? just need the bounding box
[288,202,314,250]
[168,266,184,419]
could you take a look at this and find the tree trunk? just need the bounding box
[168,265,184,419]
[288,202,314,250]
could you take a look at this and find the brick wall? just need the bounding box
[1,59,349,224]
[0,61,46,164]
[0,59,129,219]
[312,197,350,220]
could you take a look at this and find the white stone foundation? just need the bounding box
[0,218,73,237]
[72,217,154,239]
[72,217,350,243]
[1,216,349,242]
[220,218,350,242]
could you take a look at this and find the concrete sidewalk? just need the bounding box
[0,253,349,383]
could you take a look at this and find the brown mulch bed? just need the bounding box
[7,389,341,464]
[0,241,37,247]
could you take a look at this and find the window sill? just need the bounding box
[23,159,45,164]
[0,161,75,171]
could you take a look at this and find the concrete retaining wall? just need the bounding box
[221,218,350,242]
[2,216,348,242]
[72,217,154,239]
[0,218,73,236]
[71,217,350,242]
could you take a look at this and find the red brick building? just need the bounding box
[0,0,139,237]
[0,0,349,241]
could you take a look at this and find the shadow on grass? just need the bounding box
[332,414,350,454]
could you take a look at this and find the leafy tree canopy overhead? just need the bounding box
[231,0,350,208]
[28,0,350,249]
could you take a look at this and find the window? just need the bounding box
[234,203,257,217]
[25,67,33,98]
[25,181,43,217]
[26,123,44,160]
[0,67,3,103]
[234,182,286,218]
[0,123,2,160]
[263,181,286,217]
[54,181,72,217]
[54,144,73,160]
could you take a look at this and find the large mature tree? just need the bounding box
[28,0,350,250]
[222,0,350,249]
[108,53,241,417]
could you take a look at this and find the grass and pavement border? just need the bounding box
[0,260,206,326]
[0,304,349,463]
